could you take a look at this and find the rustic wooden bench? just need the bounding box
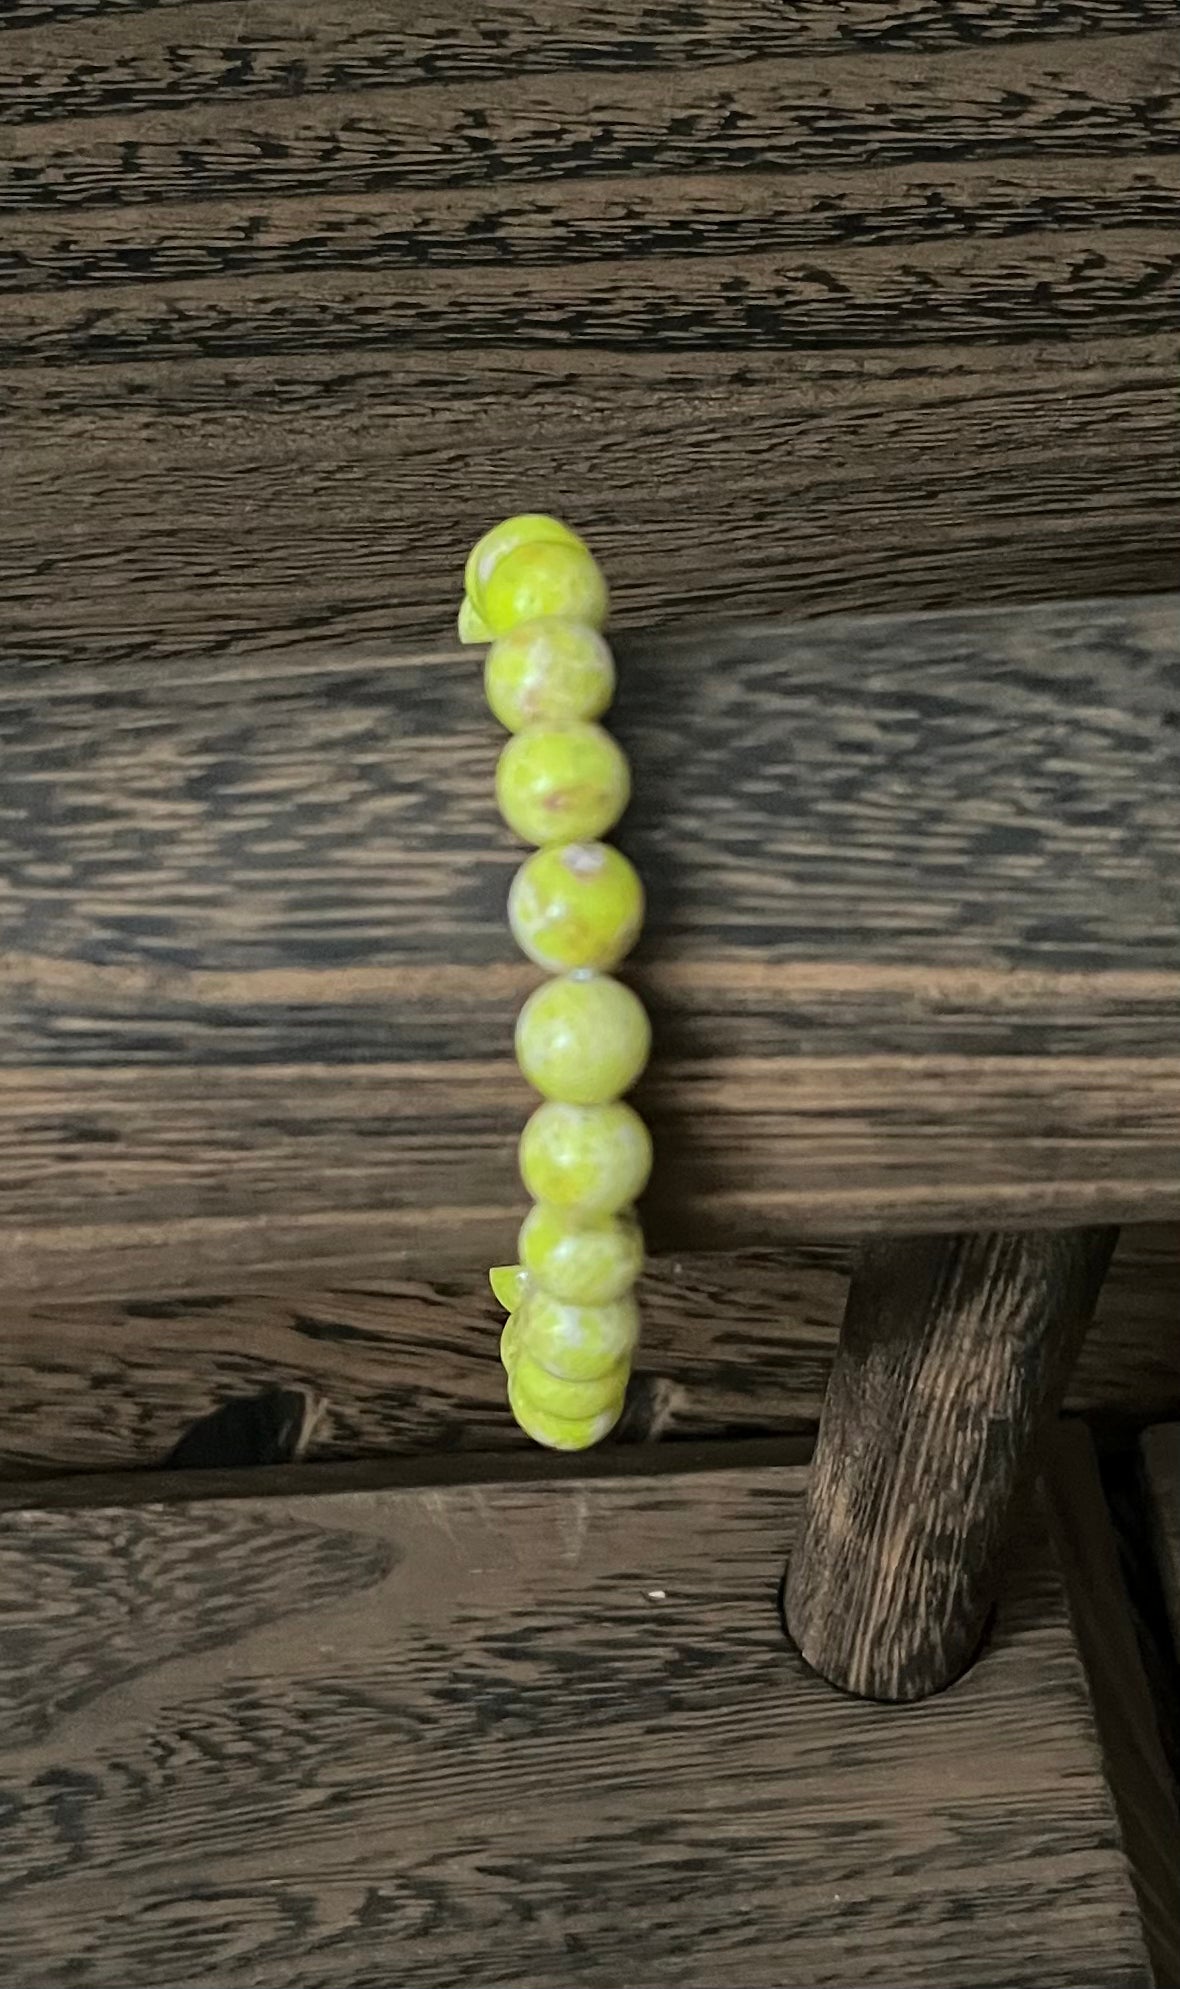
[5,591,1177,1707]
[4,1,1180,1972]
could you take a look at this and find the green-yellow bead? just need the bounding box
[519,1202,643,1305]
[483,541,609,638]
[512,1349,629,1421]
[484,617,615,732]
[465,514,583,617]
[519,1100,652,1216]
[508,842,644,973]
[508,1368,624,1450]
[458,595,492,645]
[516,972,651,1104]
[496,724,630,847]
[500,1313,523,1371]
[489,1263,529,1312]
[517,1288,640,1380]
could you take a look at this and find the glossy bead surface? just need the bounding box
[519,1100,652,1216]
[465,514,582,616]
[499,1314,523,1371]
[516,973,651,1104]
[512,1350,629,1420]
[496,724,629,847]
[483,541,609,638]
[508,842,643,973]
[507,1369,624,1450]
[518,1289,640,1380]
[519,1202,643,1305]
[484,617,614,732]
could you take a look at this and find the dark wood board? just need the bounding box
[1142,1423,1180,1661]
[1045,1423,1180,1988]
[2,2,1177,669]
[0,595,1177,1290]
[0,1225,1175,1479]
[0,1442,1155,1988]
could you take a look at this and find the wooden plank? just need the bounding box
[1045,1423,1180,1989]
[1142,1423,1180,1658]
[0,1224,1176,1478]
[3,228,1174,366]
[0,1250,838,1475]
[0,596,1178,1291]
[0,1444,1154,1988]
[2,0,1175,116]
[4,338,1175,668]
[2,159,1174,294]
[1,5,1176,668]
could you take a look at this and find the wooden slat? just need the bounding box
[1142,1423,1180,1658]
[0,1226,1174,1479]
[0,1441,1155,1988]
[1,161,1173,295]
[0,596,1177,1291]
[1045,1424,1180,1989]
[1,4,1176,669]
[1,0,1175,116]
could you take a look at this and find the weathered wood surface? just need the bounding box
[2,1,1177,669]
[0,1252,837,1476]
[1,596,1178,1294]
[0,1226,1176,1478]
[785,1227,1117,1698]
[1044,1424,1180,1989]
[1142,1423,1180,1662]
[0,1443,1155,1988]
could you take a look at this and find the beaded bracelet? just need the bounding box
[458,516,651,1451]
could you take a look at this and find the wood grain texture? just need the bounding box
[785,1227,1117,1698]
[1,1,1177,668]
[2,0,1177,116]
[1045,1423,1180,1989]
[0,1444,1154,1988]
[1142,1423,1180,1663]
[0,595,1177,1292]
[0,1227,1175,1479]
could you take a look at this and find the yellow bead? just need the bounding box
[520,1202,643,1305]
[508,842,644,973]
[458,595,492,645]
[500,1314,523,1371]
[465,514,583,616]
[489,1263,528,1312]
[496,724,630,847]
[518,1288,640,1380]
[512,1350,630,1420]
[516,972,651,1104]
[508,1368,624,1450]
[485,617,615,732]
[483,541,609,638]
[519,1101,652,1216]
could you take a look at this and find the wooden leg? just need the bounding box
[784,1227,1117,1702]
